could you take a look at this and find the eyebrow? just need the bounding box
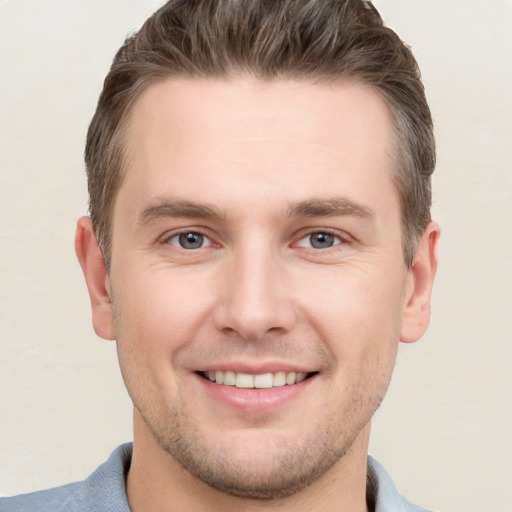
[136,196,374,226]
[137,200,225,225]
[287,197,374,219]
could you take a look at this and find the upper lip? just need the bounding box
[194,361,317,375]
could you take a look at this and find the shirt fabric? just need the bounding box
[0,443,434,512]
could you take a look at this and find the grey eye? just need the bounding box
[296,231,342,250]
[308,232,336,249]
[171,232,207,249]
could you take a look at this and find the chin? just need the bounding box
[139,402,371,499]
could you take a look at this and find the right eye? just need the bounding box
[167,232,212,250]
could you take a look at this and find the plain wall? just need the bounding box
[1,1,511,510]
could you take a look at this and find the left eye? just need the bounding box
[168,232,212,250]
[297,232,342,249]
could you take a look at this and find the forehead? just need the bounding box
[119,77,398,218]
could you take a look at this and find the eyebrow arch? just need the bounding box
[287,197,374,219]
[137,199,225,225]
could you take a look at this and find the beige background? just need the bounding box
[1,1,511,510]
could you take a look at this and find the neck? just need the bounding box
[127,410,371,512]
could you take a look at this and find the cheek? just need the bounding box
[299,268,406,362]
[111,273,204,405]
[111,266,217,356]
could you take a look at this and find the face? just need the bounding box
[79,77,436,498]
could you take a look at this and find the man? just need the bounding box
[1,0,440,510]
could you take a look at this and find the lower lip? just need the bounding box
[194,373,317,414]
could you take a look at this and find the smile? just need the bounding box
[201,371,310,389]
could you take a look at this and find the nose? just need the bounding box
[213,243,297,341]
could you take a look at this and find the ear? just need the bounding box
[75,216,116,340]
[400,221,440,344]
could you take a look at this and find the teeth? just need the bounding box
[296,373,307,383]
[235,373,254,388]
[273,371,286,387]
[223,371,236,386]
[254,373,273,388]
[204,370,309,388]
[286,371,296,385]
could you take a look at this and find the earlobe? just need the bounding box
[75,217,116,341]
[400,221,440,344]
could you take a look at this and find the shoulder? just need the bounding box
[0,443,132,512]
[0,481,86,512]
[367,456,439,512]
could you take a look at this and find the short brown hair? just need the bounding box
[85,0,435,268]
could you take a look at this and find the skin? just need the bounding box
[76,77,439,512]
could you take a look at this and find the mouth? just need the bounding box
[198,370,316,389]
